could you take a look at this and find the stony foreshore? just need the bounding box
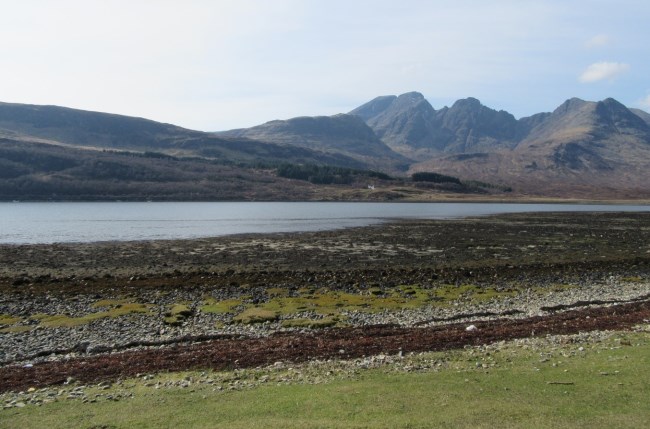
[1,275,649,367]
[1,211,650,391]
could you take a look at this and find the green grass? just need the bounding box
[3,331,649,428]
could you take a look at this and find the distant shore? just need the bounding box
[2,194,650,204]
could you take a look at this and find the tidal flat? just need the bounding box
[1,211,650,426]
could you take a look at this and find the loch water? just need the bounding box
[1,201,649,244]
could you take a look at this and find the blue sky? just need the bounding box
[0,0,648,130]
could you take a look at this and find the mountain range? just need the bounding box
[218,92,650,197]
[1,93,650,200]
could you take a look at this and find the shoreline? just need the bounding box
[2,203,650,247]
[2,194,650,204]
[1,211,650,393]
[1,211,650,277]
[3,298,650,393]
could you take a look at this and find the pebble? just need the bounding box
[1,277,649,369]
[2,323,644,410]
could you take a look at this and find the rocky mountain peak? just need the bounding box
[394,91,426,103]
[349,92,431,123]
[349,95,397,122]
[433,98,519,152]
[553,97,589,115]
[347,92,440,156]
[450,97,483,110]
[597,97,634,117]
[594,97,650,137]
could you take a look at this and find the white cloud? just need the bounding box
[585,34,610,48]
[579,62,630,83]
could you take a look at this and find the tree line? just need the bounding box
[276,164,391,185]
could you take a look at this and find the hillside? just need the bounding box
[0,136,322,201]
[219,114,409,172]
[2,96,650,200]
[631,108,650,125]
[0,101,202,152]
[0,102,367,169]
[0,101,508,201]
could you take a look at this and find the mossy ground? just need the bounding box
[0,325,32,334]
[0,301,152,332]
[201,298,245,314]
[232,307,278,324]
[199,283,523,325]
[0,283,538,332]
[163,304,193,326]
[432,283,519,304]
[0,314,20,325]
[37,303,152,328]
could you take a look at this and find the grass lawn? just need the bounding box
[2,330,649,428]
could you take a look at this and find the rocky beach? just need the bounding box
[2,211,650,396]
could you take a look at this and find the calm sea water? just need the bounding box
[1,202,649,244]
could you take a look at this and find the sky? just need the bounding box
[1,0,649,131]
